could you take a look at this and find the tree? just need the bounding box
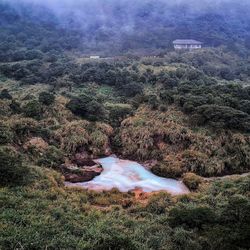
[0,146,29,186]
[105,103,133,126]
[0,123,13,144]
[195,105,250,132]
[182,172,203,190]
[147,94,160,110]
[39,91,55,106]
[9,100,22,114]
[66,94,106,121]
[0,89,12,100]
[38,146,64,167]
[120,82,143,97]
[23,100,42,119]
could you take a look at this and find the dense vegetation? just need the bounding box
[1,0,250,55]
[0,0,250,249]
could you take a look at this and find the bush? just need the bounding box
[23,100,42,119]
[147,94,160,110]
[9,100,22,114]
[0,89,12,100]
[120,82,143,97]
[37,146,64,167]
[159,104,168,112]
[105,103,133,126]
[39,91,55,106]
[66,94,106,121]
[0,146,29,186]
[182,172,203,190]
[0,123,13,144]
[152,162,182,178]
[169,206,215,229]
[145,192,172,214]
[194,105,250,132]
[11,117,40,143]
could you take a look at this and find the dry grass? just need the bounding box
[119,105,250,177]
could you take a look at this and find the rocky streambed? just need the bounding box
[58,152,103,183]
[63,156,189,195]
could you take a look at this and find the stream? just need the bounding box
[66,156,189,195]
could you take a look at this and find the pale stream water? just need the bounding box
[66,156,189,195]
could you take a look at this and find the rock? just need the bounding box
[59,163,103,183]
[72,152,96,167]
[23,137,49,152]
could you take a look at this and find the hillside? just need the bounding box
[1,0,250,55]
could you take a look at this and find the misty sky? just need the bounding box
[4,0,248,10]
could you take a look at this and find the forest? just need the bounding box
[0,0,250,249]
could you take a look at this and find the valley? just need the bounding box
[0,0,250,249]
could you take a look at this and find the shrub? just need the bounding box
[152,162,183,178]
[194,105,250,132]
[0,89,12,100]
[169,206,215,229]
[147,94,160,110]
[39,91,55,106]
[37,146,64,167]
[55,121,90,154]
[182,172,203,190]
[105,103,133,126]
[0,146,29,186]
[10,117,40,143]
[9,100,22,114]
[159,104,168,112]
[0,123,13,144]
[120,82,143,97]
[23,100,42,119]
[66,94,106,121]
[145,192,172,214]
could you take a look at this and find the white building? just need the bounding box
[173,40,203,50]
[89,56,100,59]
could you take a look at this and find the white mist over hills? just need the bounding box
[4,0,250,13]
[1,0,250,53]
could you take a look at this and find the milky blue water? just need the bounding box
[67,156,189,194]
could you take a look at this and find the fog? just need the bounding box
[5,0,248,33]
[4,0,250,15]
[1,0,249,53]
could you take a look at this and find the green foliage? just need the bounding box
[195,105,250,132]
[37,146,64,168]
[55,121,113,156]
[105,103,133,126]
[0,123,13,144]
[182,172,203,190]
[146,94,160,110]
[66,94,107,121]
[23,100,42,119]
[169,205,215,229]
[9,100,22,114]
[0,89,12,100]
[38,91,55,106]
[10,118,40,143]
[152,162,182,178]
[0,171,249,250]
[145,192,172,214]
[120,82,144,97]
[0,146,29,186]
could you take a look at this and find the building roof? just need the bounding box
[173,39,203,45]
